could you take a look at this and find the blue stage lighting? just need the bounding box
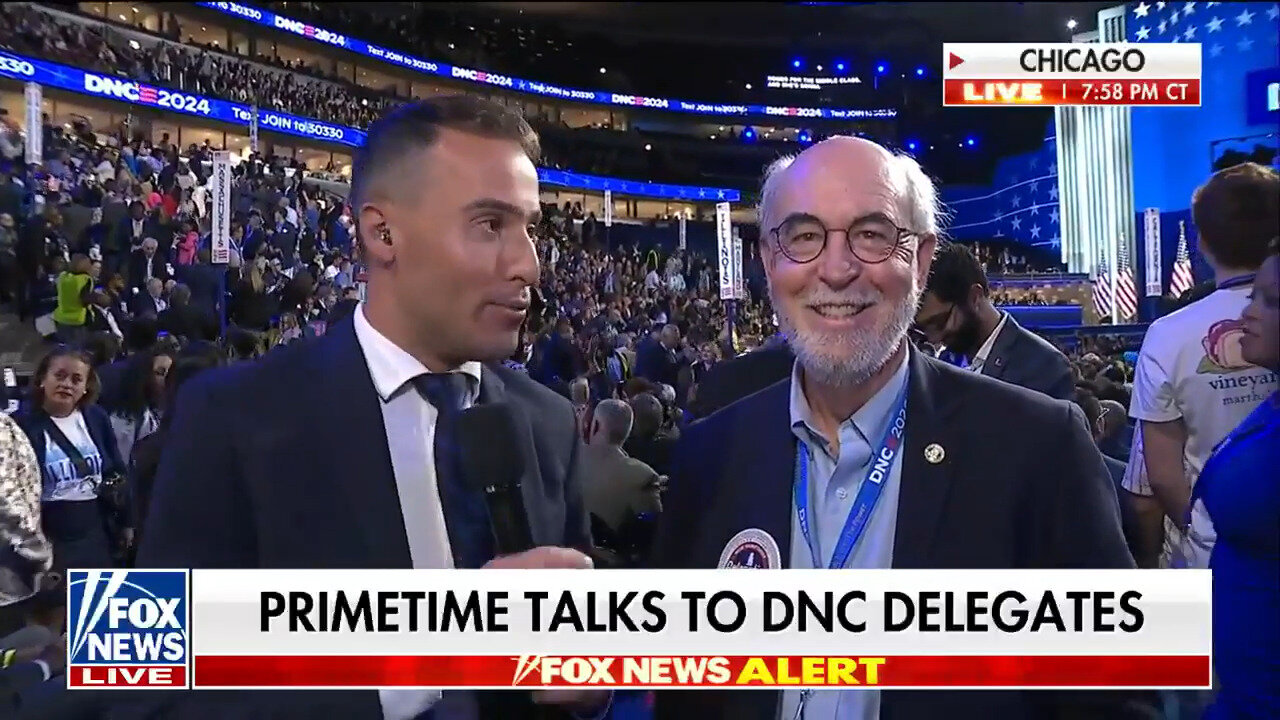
[836,62,846,72]
[798,131,812,143]
[793,59,802,69]
[906,140,919,152]
[915,66,926,77]
[743,127,756,140]
[876,62,887,74]
[965,137,977,147]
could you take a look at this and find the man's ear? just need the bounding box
[914,233,938,288]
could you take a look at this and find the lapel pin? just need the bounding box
[924,443,946,464]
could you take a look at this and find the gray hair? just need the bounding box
[592,399,633,446]
[569,377,590,405]
[757,139,946,240]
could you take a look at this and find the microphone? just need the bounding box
[456,402,535,556]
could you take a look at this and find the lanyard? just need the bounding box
[1217,274,1255,290]
[795,380,909,570]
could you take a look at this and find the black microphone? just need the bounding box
[456,402,535,556]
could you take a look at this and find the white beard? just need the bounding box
[774,270,920,388]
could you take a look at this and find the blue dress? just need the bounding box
[1197,390,1280,719]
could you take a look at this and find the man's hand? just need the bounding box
[482,546,593,570]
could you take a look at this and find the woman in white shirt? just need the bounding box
[14,348,129,569]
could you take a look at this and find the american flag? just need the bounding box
[1127,3,1279,67]
[1092,249,1114,318]
[1116,240,1140,320]
[940,135,1061,249]
[1170,222,1195,296]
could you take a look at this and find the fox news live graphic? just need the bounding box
[66,569,1211,691]
[943,43,1201,107]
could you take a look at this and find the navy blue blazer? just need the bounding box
[651,349,1145,720]
[122,316,592,720]
[981,314,1075,401]
[16,404,127,497]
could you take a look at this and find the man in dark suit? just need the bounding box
[915,243,1073,400]
[157,284,218,343]
[653,137,1142,720]
[128,278,165,320]
[634,324,681,387]
[689,342,794,420]
[128,97,608,720]
[125,238,170,296]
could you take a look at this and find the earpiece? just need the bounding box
[379,224,392,245]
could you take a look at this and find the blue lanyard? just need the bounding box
[1217,274,1255,290]
[794,381,909,570]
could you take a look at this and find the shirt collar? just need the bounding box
[788,346,910,455]
[353,305,483,403]
[970,310,1009,369]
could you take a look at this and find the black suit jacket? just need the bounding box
[981,315,1074,401]
[125,252,170,294]
[690,345,794,420]
[120,317,593,719]
[652,350,1144,720]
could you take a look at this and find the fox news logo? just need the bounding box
[67,570,189,689]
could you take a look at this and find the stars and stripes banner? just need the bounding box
[1128,1,1279,57]
[1170,221,1196,297]
[941,130,1061,250]
[1093,250,1114,319]
[1116,240,1140,320]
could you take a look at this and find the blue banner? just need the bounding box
[0,50,364,147]
[0,51,740,202]
[197,1,896,122]
[537,169,740,202]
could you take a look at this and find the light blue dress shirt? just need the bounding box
[778,353,909,720]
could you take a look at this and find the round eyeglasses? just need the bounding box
[768,214,916,264]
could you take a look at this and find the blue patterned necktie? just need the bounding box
[411,373,493,569]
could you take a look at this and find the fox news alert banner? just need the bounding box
[943,43,1201,107]
[67,568,1211,691]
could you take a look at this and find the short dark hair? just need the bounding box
[1191,162,1279,270]
[1071,385,1103,431]
[349,95,540,210]
[924,242,988,303]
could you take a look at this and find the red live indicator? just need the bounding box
[943,78,1200,107]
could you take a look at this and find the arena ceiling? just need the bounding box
[441,2,1119,49]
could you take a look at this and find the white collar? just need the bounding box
[353,305,483,403]
[970,311,1010,369]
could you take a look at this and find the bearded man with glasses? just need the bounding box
[652,136,1144,720]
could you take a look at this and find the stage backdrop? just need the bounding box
[941,127,1062,253]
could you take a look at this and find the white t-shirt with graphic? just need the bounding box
[41,410,104,502]
[1128,286,1280,567]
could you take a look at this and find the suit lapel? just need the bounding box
[316,317,412,567]
[478,365,555,548]
[729,380,795,567]
[893,350,961,568]
[982,315,1018,381]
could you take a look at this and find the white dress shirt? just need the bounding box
[966,311,1008,374]
[354,306,483,720]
